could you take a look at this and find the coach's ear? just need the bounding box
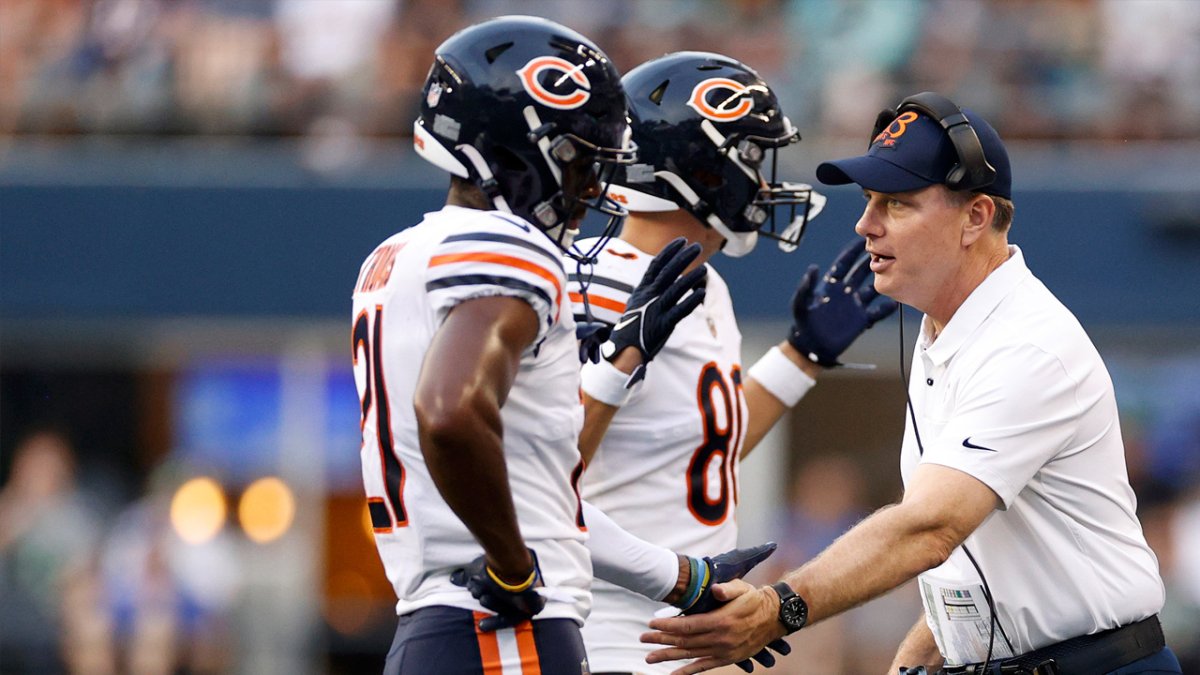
[961,193,996,247]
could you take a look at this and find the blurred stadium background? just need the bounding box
[1,0,1198,673]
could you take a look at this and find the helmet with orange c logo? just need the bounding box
[609,52,825,257]
[413,16,637,260]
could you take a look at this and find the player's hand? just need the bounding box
[602,237,707,385]
[676,543,789,672]
[576,320,612,364]
[450,550,545,631]
[787,237,898,367]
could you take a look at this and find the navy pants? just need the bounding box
[382,606,588,674]
[1107,647,1182,674]
[931,647,1183,675]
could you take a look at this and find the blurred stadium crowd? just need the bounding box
[2,1,1200,674]
[3,0,1200,141]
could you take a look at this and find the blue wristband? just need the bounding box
[676,556,709,611]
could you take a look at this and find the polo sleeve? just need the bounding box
[920,345,1082,508]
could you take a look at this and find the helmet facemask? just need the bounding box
[744,127,828,253]
[696,118,827,256]
[522,106,637,263]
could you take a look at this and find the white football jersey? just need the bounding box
[569,236,746,672]
[352,205,591,625]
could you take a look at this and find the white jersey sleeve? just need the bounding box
[427,210,566,344]
[581,500,679,602]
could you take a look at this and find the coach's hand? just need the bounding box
[787,238,897,368]
[602,237,707,385]
[675,543,790,671]
[645,580,785,674]
[450,550,545,631]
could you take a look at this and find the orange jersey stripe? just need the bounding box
[473,612,503,674]
[514,620,541,675]
[430,252,562,314]
[568,291,626,314]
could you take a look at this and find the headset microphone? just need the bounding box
[897,305,1013,672]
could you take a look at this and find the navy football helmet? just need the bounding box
[414,16,637,259]
[610,52,825,257]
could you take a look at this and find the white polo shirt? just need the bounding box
[900,246,1164,665]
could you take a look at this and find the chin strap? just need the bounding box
[456,143,513,214]
[653,170,756,257]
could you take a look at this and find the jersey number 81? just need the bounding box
[687,362,744,525]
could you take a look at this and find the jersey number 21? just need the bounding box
[353,305,409,532]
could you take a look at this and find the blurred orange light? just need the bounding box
[238,476,295,544]
[170,477,226,545]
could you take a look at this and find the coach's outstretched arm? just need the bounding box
[641,463,999,674]
[414,296,542,595]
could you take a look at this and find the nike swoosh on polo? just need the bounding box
[962,437,998,452]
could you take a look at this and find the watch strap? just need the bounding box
[772,581,796,604]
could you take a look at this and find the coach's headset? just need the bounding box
[884,92,1013,673]
[871,91,998,193]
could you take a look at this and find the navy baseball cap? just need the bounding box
[816,107,1011,200]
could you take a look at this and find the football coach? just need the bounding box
[639,92,1180,675]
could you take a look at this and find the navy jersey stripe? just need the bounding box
[426,274,555,316]
[441,233,564,272]
[572,312,617,327]
[567,273,634,294]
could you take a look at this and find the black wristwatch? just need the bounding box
[772,582,808,634]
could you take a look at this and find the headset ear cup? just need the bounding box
[945,164,966,191]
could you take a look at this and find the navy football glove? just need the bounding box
[450,550,544,632]
[787,238,898,367]
[576,320,612,364]
[676,542,791,672]
[601,237,707,385]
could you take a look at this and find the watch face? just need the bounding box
[780,597,808,632]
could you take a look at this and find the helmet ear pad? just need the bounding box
[488,144,539,196]
[686,164,726,191]
[656,135,762,234]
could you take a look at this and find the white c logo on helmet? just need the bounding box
[688,78,758,122]
[517,56,592,110]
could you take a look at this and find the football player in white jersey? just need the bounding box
[568,53,898,674]
[354,20,776,675]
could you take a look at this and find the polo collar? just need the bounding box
[919,245,1031,366]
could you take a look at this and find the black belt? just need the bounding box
[942,615,1164,675]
